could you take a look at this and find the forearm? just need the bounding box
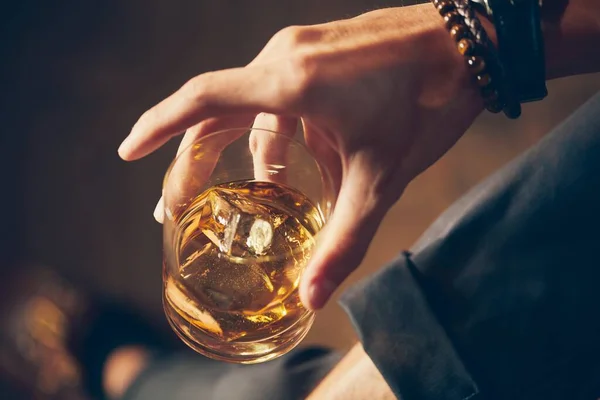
[543,0,600,79]
[307,343,396,400]
[478,0,600,80]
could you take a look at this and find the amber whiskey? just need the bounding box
[163,180,324,363]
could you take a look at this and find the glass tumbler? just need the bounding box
[161,127,333,364]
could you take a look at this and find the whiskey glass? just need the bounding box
[161,127,333,364]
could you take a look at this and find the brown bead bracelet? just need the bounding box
[433,0,520,117]
[453,0,521,118]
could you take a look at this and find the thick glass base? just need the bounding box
[163,296,315,364]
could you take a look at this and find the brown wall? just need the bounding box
[2,0,599,351]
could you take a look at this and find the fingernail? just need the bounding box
[118,135,133,159]
[305,279,336,310]
[153,197,164,223]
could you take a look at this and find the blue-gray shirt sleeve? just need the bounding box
[340,92,600,400]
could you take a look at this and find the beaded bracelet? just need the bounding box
[432,0,521,118]
[454,0,521,118]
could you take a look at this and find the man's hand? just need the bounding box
[118,4,483,310]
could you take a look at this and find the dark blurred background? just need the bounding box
[1,0,599,397]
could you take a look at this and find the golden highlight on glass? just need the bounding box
[161,128,332,364]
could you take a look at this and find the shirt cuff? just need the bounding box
[339,252,479,400]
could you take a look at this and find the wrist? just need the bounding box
[543,1,600,79]
[424,5,487,114]
[364,5,485,113]
[476,0,600,80]
[426,1,515,115]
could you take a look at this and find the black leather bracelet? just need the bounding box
[487,0,548,103]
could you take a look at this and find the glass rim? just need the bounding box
[162,127,334,201]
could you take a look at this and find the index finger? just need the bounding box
[118,65,286,161]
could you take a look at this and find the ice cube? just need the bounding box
[165,279,223,336]
[246,218,273,255]
[202,189,241,254]
[185,261,275,312]
[202,187,279,257]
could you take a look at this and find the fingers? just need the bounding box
[302,120,343,200]
[299,156,391,310]
[250,113,298,184]
[175,116,253,159]
[119,65,286,161]
[156,115,254,223]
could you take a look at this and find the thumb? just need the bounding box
[300,159,391,310]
